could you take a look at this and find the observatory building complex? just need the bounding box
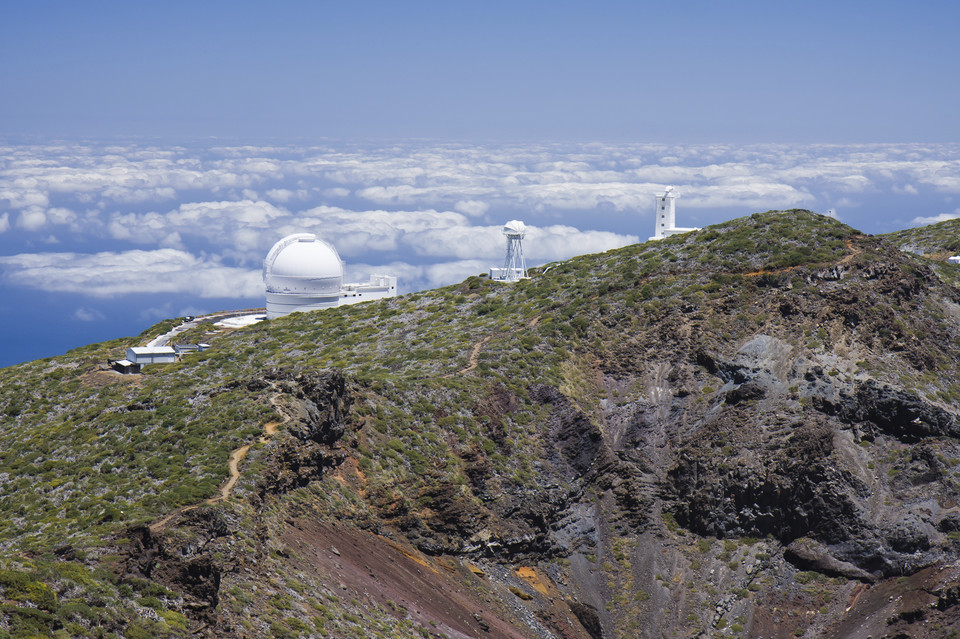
[650,186,698,241]
[263,233,397,319]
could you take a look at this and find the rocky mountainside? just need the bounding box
[882,216,960,257]
[4,210,960,638]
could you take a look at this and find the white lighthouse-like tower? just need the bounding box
[489,220,528,282]
[649,186,698,241]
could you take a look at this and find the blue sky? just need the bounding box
[3,1,958,142]
[1,2,959,367]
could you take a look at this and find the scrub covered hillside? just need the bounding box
[4,210,960,639]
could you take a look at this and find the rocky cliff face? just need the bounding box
[5,211,960,638]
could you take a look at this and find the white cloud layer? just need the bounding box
[0,250,263,298]
[3,141,957,237]
[2,141,959,304]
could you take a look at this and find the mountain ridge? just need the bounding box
[4,210,960,638]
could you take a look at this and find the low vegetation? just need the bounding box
[3,210,960,637]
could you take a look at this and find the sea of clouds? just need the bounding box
[1,140,958,365]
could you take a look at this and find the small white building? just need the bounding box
[948,256,960,265]
[174,343,211,355]
[339,275,399,305]
[126,346,177,365]
[649,186,698,241]
[263,233,398,319]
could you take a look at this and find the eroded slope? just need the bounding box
[5,211,960,638]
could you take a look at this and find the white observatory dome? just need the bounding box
[503,220,526,237]
[264,233,343,294]
[263,233,345,318]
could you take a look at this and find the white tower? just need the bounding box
[649,186,698,241]
[652,186,678,240]
[489,220,528,282]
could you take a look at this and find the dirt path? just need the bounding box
[447,336,494,377]
[262,420,279,440]
[744,236,862,278]
[446,315,541,379]
[149,396,288,533]
[208,417,284,504]
[844,582,869,614]
[838,237,862,265]
[206,445,252,504]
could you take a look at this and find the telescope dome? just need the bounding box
[263,233,343,295]
[502,220,526,237]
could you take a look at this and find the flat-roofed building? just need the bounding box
[174,343,211,355]
[126,346,177,365]
[111,359,141,374]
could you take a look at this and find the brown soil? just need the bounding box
[821,565,960,639]
[80,369,143,388]
[838,237,862,265]
[279,518,535,639]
